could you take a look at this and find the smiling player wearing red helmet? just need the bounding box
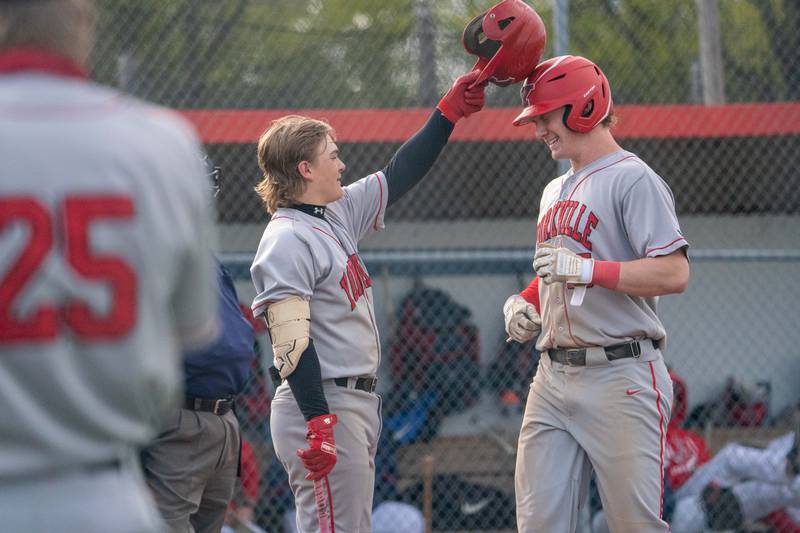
[502,55,690,533]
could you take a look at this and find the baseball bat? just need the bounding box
[314,475,335,533]
[422,454,434,533]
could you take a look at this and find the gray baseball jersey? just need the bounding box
[0,56,218,532]
[534,150,689,351]
[251,171,387,532]
[251,171,387,378]
[516,149,685,533]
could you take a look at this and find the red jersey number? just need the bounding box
[0,196,137,343]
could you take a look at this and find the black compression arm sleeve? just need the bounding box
[285,339,330,421]
[384,109,455,207]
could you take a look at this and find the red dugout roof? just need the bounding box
[182,102,800,144]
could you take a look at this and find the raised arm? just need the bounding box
[385,70,486,206]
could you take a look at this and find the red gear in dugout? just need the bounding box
[462,0,547,87]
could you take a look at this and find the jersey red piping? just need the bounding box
[560,154,638,342]
[312,226,345,250]
[251,301,269,316]
[252,217,299,317]
[0,48,88,79]
[311,226,380,348]
[566,154,638,202]
[649,361,667,520]
[646,237,686,256]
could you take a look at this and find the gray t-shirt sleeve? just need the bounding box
[328,171,388,242]
[621,172,689,258]
[250,227,315,317]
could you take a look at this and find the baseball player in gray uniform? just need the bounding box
[250,72,486,532]
[502,55,690,533]
[0,1,218,532]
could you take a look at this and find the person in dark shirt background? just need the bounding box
[142,260,256,533]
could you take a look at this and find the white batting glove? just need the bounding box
[532,245,593,285]
[503,294,541,343]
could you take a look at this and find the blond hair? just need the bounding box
[601,110,618,129]
[0,0,97,67]
[255,115,333,214]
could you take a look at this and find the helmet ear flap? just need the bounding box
[561,106,574,131]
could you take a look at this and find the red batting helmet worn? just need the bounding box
[462,0,546,87]
[513,55,613,133]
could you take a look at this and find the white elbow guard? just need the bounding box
[266,296,310,379]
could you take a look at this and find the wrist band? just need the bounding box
[592,261,621,289]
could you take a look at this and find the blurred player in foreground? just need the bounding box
[0,1,218,531]
[142,258,255,533]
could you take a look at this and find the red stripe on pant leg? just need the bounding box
[649,362,666,521]
[325,475,335,532]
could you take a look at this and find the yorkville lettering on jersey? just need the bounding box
[537,200,599,250]
[339,254,372,310]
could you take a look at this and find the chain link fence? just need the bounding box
[94,1,800,531]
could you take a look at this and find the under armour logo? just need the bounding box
[314,207,324,215]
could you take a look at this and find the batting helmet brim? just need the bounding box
[512,100,564,127]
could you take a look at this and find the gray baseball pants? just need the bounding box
[516,350,673,533]
[271,380,382,533]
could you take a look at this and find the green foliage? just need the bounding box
[91,0,799,109]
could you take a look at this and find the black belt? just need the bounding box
[184,396,234,415]
[268,366,377,394]
[333,376,377,393]
[548,340,656,366]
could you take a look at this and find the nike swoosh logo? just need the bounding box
[461,498,490,515]
[626,388,643,396]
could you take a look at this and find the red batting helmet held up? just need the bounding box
[513,55,613,133]
[462,0,546,87]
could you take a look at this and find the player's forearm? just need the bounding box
[384,110,454,206]
[612,250,689,297]
[285,339,330,421]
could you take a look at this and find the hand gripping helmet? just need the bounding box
[513,55,613,133]
[462,0,546,87]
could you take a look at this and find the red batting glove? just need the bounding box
[436,70,487,124]
[296,414,337,481]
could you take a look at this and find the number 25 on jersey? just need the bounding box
[0,196,137,343]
